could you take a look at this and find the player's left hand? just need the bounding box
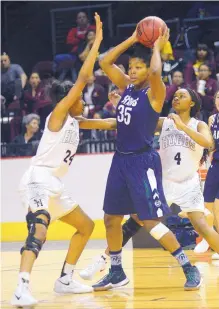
[168,113,185,131]
[154,27,170,51]
[108,90,121,106]
[94,12,103,42]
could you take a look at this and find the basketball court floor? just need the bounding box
[1,240,219,309]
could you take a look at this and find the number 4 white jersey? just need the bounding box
[31,113,79,177]
[159,118,203,182]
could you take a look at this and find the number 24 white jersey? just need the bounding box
[31,113,79,177]
[159,118,203,182]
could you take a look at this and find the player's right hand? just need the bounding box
[154,27,170,51]
[94,12,103,42]
[131,29,139,43]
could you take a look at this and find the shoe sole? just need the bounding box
[93,278,129,291]
[11,301,37,307]
[184,277,203,291]
[54,288,94,294]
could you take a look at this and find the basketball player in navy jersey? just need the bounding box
[204,90,219,260]
[80,89,219,280]
[92,28,202,291]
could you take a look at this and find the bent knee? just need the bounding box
[78,217,94,237]
[104,214,123,228]
[28,213,50,242]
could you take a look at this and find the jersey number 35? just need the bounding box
[117,106,132,125]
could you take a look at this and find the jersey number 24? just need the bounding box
[117,105,132,125]
[64,150,75,165]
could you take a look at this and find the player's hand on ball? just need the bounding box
[108,91,121,106]
[131,29,139,43]
[154,27,170,51]
[168,113,185,130]
[94,12,103,42]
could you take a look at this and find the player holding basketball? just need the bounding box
[204,90,219,260]
[90,25,203,292]
[80,89,219,280]
[11,13,117,307]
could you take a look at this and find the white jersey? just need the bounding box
[159,118,203,182]
[31,113,79,177]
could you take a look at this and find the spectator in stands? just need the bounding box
[83,74,106,118]
[161,41,184,85]
[163,71,187,116]
[1,95,6,113]
[1,53,27,108]
[77,29,106,73]
[10,114,41,156]
[54,12,96,80]
[184,44,216,85]
[67,11,96,54]
[190,63,219,122]
[23,72,52,115]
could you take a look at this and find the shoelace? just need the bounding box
[96,269,114,284]
[186,269,200,284]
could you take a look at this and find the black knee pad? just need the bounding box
[122,217,142,247]
[20,210,51,258]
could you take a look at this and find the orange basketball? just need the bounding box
[136,16,167,48]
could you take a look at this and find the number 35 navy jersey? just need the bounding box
[116,84,160,153]
[31,113,79,177]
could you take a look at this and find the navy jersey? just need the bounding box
[211,113,219,160]
[116,84,160,152]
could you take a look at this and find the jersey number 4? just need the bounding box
[174,152,181,165]
[117,105,132,125]
[64,150,75,165]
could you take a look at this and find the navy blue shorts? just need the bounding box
[204,160,219,203]
[103,150,170,220]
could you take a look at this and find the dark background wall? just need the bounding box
[1,1,219,75]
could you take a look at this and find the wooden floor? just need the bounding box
[1,247,219,309]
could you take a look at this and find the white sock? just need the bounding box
[19,272,30,284]
[101,253,108,261]
[63,263,75,276]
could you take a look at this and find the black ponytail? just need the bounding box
[49,80,73,106]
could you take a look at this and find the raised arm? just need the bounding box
[99,32,138,91]
[48,13,102,132]
[148,28,170,113]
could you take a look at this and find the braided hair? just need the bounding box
[186,88,202,118]
[185,88,209,164]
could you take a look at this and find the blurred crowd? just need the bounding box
[1,11,219,156]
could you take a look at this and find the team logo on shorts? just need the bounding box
[155,200,162,207]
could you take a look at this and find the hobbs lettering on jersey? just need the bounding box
[162,133,196,150]
[61,129,79,146]
[120,95,139,107]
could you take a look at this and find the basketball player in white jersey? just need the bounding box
[158,88,219,255]
[11,13,117,308]
[79,88,219,281]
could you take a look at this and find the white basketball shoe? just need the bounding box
[54,273,93,294]
[79,255,107,280]
[194,238,209,253]
[11,279,38,307]
[212,253,219,260]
